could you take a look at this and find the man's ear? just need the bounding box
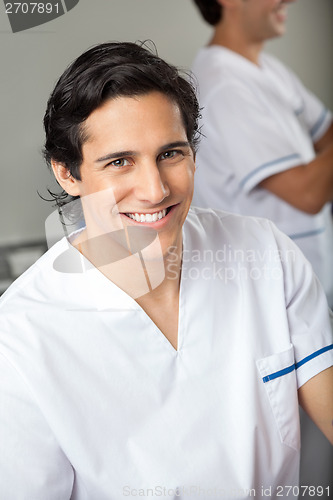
[51,160,81,197]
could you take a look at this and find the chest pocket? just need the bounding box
[256,344,300,451]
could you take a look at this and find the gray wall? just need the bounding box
[0,0,332,245]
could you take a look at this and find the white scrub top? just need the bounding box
[191,47,333,306]
[0,208,332,499]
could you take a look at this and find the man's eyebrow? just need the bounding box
[95,142,191,163]
[158,141,191,153]
[95,151,135,163]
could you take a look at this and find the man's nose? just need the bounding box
[135,162,170,205]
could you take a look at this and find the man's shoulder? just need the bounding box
[192,47,243,84]
[185,207,308,284]
[189,205,272,224]
[0,237,71,310]
[192,47,284,103]
[193,46,243,81]
[193,47,292,78]
[187,206,280,246]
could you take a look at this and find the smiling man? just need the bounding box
[51,89,196,349]
[0,42,332,499]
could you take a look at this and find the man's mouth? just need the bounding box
[124,207,171,223]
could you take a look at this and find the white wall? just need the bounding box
[0,0,332,244]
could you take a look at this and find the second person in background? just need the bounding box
[191,0,333,308]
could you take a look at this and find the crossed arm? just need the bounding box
[259,123,333,214]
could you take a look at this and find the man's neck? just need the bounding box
[135,241,182,315]
[209,24,264,66]
[73,227,183,301]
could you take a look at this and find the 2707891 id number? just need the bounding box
[276,485,330,496]
[5,2,60,14]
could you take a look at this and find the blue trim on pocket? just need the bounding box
[262,344,333,383]
[239,153,301,189]
[262,363,295,383]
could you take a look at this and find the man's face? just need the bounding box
[240,0,296,42]
[65,91,195,258]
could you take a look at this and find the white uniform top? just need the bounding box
[0,208,332,500]
[191,46,333,306]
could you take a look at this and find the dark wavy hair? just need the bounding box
[43,41,201,206]
[192,0,223,26]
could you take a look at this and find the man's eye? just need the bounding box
[108,158,131,168]
[160,150,181,161]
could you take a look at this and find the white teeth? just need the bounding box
[126,209,168,223]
